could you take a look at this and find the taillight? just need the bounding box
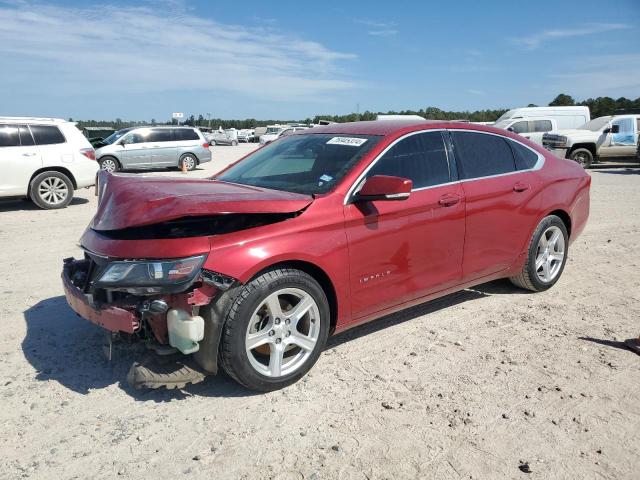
[202,143,209,149]
[80,148,96,160]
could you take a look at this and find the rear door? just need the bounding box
[449,130,543,282]
[173,128,200,166]
[344,130,465,319]
[0,124,42,196]
[147,129,176,167]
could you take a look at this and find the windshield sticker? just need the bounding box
[319,174,333,182]
[327,137,368,147]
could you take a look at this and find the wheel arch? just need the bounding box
[548,209,572,238]
[568,143,596,158]
[252,260,339,334]
[29,167,77,190]
[98,155,121,168]
[180,152,200,165]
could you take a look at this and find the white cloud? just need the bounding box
[355,19,398,37]
[546,53,640,97]
[0,1,357,102]
[466,89,486,96]
[516,23,630,50]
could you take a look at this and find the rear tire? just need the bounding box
[29,171,73,209]
[179,154,197,171]
[569,148,593,169]
[231,140,238,146]
[220,268,330,391]
[510,215,569,292]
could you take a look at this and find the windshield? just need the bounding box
[578,116,612,131]
[494,110,516,123]
[217,133,381,195]
[102,128,133,145]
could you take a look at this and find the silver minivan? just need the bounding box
[95,126,212,172]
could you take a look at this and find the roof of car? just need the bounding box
[303,119,497,136]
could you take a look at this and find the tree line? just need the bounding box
[72,94,640,130]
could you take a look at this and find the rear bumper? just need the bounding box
[62,259,140,333]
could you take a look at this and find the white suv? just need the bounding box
[0,117,98,209]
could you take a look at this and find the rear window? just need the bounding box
[174,128,200,141]
[30,125,66,145]
[508,140,540,170]
[148,129,172,142]
[0,125,20,147]
[451,131,516,179]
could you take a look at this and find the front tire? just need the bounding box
[569,148,593,169]
[220,268,330,391]
[510,215,569,292]
[99,156,120,173]
[29,171,73,209]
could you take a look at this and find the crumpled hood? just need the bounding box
[92,171,313,231]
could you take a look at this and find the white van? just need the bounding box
[0,117,98,209]
[493,106,590,145]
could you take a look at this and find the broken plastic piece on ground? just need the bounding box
[126,353,209,390]
[624,337,640,355]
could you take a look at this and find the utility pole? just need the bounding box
[207,113,211,129]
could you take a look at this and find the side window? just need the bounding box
[451,131,516,179]
[611,117,635,145]
[366,131,450,189]
[510,121,529,134]
[280,129,294,137]
[174,129,199,141]
[122,133,145,144]
[19,126,35,146]
[508,140,539,170]
[29,125,65,145]
[0,125,20,147]
[148,129,172,142]
[532,120,552,132]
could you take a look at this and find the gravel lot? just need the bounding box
[1,145,639,480]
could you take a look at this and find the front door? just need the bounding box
[120,131,151,169]
[344,131,465,320]
[607,116,638,157]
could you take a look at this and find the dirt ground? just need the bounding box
[1,145,639,480]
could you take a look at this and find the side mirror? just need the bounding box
[611,124,620,134]
[118,140,125,146]
[355,175,412,202]
[507,127,515,133]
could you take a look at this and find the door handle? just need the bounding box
[513,182,530,192]
[438,194,460,207]
[22,152,37,157]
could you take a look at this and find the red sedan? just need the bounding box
[62,120,590,391]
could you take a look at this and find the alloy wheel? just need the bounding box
[534,225,565,283]
[38,176,69,206]
[182,156,196,170]
[245,288,321,378]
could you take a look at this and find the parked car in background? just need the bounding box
[493,106,590,146]
[62,119,590,391]
[542,114,640,168]
[207,129,239,146]
[258,124,289,144]
[236,129,255,143]
[95,126,211,172]
[0,117,97,209]
[259,125,309,145]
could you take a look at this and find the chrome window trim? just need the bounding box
[344,128,453,204]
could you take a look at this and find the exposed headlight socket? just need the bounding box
[201,269,236,290]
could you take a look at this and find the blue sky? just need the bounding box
[1,0,638,121]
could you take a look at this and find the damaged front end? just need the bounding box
[62,251,237,387]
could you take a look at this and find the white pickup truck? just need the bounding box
[542,114,640,168]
